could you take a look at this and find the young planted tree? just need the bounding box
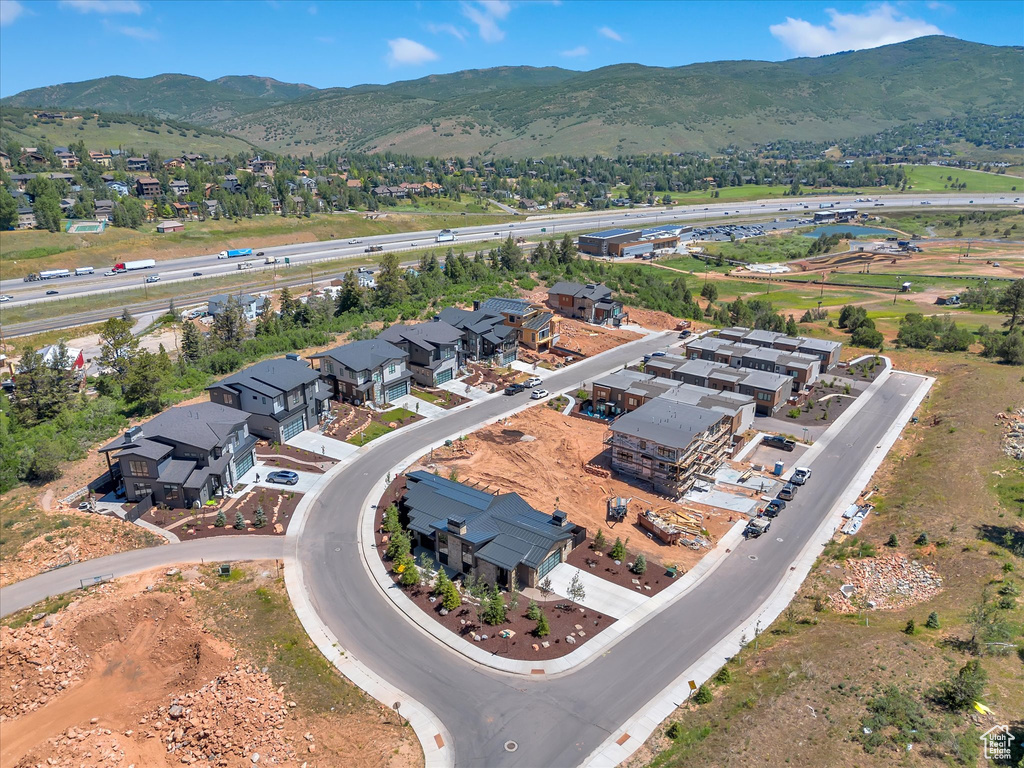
[233,511,246,530]
[567,572,586,608]
[592,527,607,550]
[253,505,267,529]
[610,537,627,561]
[526,599,541,621]
[534,609,550,638]
[483,584,507,626]
[539,576,553,598]
[214,509,226,528]
[632,553,647,575]
[401,564,421,587]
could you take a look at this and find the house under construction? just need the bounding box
[607,397,731,498]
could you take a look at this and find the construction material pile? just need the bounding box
[830,553,942,613]
[998,408,1024,461]
[0,622,85,719]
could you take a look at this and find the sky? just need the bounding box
[0,0,1022,97]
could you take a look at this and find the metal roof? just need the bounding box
[378,320,463,350]
[479,297,534,315]
[580,228,637,239]
[212,357,320,398]
[610,399,724,451]
[311,338,408,372]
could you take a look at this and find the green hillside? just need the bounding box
[3,36,1021,158]
[0,109,257,158]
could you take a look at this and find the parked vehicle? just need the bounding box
[744,517,771,538]
[113,259,156,272]
[267,470,299,485]
[777,483,797,501]
[75,266,95,276]
[791,467,812,485]
[531,389,549,400]
[504,383,526,395]
[764,499,786,518]
[678,330,691,338]
[762,434,796,452]
[524,376,542,387]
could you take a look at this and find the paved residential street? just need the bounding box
[0,330,929,767]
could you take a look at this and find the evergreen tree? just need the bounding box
[996,278,1024,331]
[442,578,461,610]
[336,270,364,314]
[526,599,541,621]
[0,186,18,230]
[254,505,267,528]
[180,321,204,364]
[278,286,298,323]
[610,537,627,561]
[12,344,72,425]
[214,509,227,527]
[401,564,421,587]
[632,553,647,575]
[211,296,248,350]
[785,315,799,336]
[593,527,607,550]
[233,511,246,530]
[534,609,550,638]
[98,316,140,384]
[483,583,507,625]
[374,251,409,307]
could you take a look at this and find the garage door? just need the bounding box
[434,368,453,385]
[386,380,409,401]
[233,450,254,478]
[282,415,305,441]
[502,349,517,365]
[537,549,562,580]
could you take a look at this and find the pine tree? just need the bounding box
[278,286,298,323]
[434,568,451,596]
[593,528,607,550]
[610,537,627,561]
[254,505,267,528]
[233,511,246,530]
[534,609,550,638]
[483,584,507,625]
[336,270,364,314]
[694,684,712,704]
[442,578,461,611]
[632,553,647,575]
[181,321,203,364]
[214,509,226,528]
[401,564,421,587]
[526,599,541,621]
[925,611,940,629]
[211,296,248,350]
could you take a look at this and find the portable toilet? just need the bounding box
[773,461,785,476]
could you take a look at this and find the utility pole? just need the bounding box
[893,276,901,305]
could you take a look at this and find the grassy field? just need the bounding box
[880,210,1024,239]
[0,208,517,278]
[631,352,1024,768]
[903,165,1024,194]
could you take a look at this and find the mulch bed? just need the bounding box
[778,390,857,427]
[323,405,375,442]
[841,358,886,382]
[372,476,614,661]
[463,363,519,390]
[142,488,300,539]
[255,442,337,475]
[412,387,470,410]
[566,538,675,597]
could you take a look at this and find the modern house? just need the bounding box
[402,470,581,589]
[207,354,329,443]
[685,336,821,391]
[106,180,131,197]
[135,177,161,198]
[98,402,257,509]
[16,207,36,229]
[377,320,463,387]
[125,156,149,171]
[644,354,792,415]
[208,293,261,321]
[436,306,519,365]
[477,297,558,351]
[546,281,627,326]
[310,338,412,405]
[608,398,731,497]
[169,179,190,197]
[715,327,842,371]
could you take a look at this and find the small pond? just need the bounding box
[801,224,899,239]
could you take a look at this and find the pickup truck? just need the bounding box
[745,517,771,538]
[762,434,796,452]
[503,383,526,396]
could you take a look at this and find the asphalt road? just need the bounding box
[0,357,928,768]
[3,192,1013,305]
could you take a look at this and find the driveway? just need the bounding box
[287,429,358,461]
[391,393,447,420]
[543,562,648,619]
[238,463,321,494]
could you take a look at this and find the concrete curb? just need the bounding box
[580,366,933,767]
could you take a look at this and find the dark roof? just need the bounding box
[208,293,259,310]
[311,338,408,372]
[581,228,637,239]
[211,357,319,398]
[547,281,613,302]
[403,471,572,571]
[158,458,195,485]
[479,297,533,316]
[522,311,552,331]
[110,437,172,461]
[378,320,463,351]
[610,398,725,450]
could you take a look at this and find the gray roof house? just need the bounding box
[207,354,330,443]
[208,293,261,321]
[401,470,580,588]
[98,401,256,509]
[437,306,519,365]
[608,397,731,497]
[547,281,627,326]
[377,320,463,387]
[310,339,412,405]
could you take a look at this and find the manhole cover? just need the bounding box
[776,537,784,542]
[748,555,758,561]
[335,547,341,552]
[504,741,518,752]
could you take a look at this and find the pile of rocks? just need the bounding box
[830,553,943,613]
[141,665,310,765]
[998,408,1024,461]
[0,621,85,720]
[32,723,133,767]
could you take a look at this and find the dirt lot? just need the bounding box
[554,318,642,357]
[0,563,422,768]
[412,406,734,568]
[624,305,696,332]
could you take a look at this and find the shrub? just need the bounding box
[665,722,683,740]
[713,667,732,685]
[401,564,421,587]
[693,684,712,705]
[534,610,550,638]
[632,553,647,575]
[885,534,899,548]
[915,532,929,546]
[482,584,507,625]
[925,611,940,629]
[609,537,627,561]
[214,510,226,528]
[903,618,916,635]
[441,579,461,611]
[934,659,987,711]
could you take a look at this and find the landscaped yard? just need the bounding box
[141,487,300,538]
[344,406,421,445]
[410,387,470,409]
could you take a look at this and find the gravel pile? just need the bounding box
[830,553,943,613]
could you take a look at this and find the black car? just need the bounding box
[46,289,59,295]
[504,383,526,395]
[193,271,203,276]
[764,499,786,518]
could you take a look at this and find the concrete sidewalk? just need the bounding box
[544,562,648,619]
[391,393,447,420]
[287,430,358,461]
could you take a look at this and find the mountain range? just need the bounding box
[3,36,1021,158]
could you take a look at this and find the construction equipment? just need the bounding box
[607,496,631,523]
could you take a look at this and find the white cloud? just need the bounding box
[428,22,467,41]
[59,0,142,14]
[386,37,440,67]
[461,0,510,43]
[597,25,621,42]
[926,0,955,13]
[116,24,158,40]
[561,45,588,58]
[770,3,943,57]
[0,0,26,26]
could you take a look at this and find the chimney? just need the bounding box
[552,509,568,527]
[125,425,142,443]
[286,353,300,361]
[447,516,467,536]
[472,300,481,311]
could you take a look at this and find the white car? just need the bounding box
[0,294,12,302]
[791,467,812,485]
[524,376,542,387]
[104,270,116,276]
[530,389,549,400]
[349,239,360,244]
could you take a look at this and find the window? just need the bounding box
[132,482,151,496]
[639,440,647,450]
[657,446,675,460]
[127,460,148,476]
[389,363,396,374]
[757,392,771,401]
[261,397,266,404]
[627,397,637,407]
[616,450,633,462]
[163,485,178,496]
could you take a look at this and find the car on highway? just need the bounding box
[777,483,797,501]
[0,294,13,302]
[267,470,299,485]
[193,271,203,276]
[256,251,264,257]
[349,239,360,244]
[503,383,526,395]
[920,201,931,205]
[494,231,501,235]
[104,270,117,276]
[531,389,549,400]
[146,275,160,283]
[217,252,229,259]
[46,289,59,295]
[524,376,542,387]
[791,467,813,485]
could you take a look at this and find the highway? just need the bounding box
[2,192,1015,310]
[0,333,930,767]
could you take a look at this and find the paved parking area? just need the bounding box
[747,441,810,470]
[287,429,358,461]
[237,462,321,494]
[544,562,648,619]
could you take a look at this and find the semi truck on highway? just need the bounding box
[218,248,253,259]
[112,259,157,273]
[23,269,72,281]
[264,255,280,264]
[435,229,456,243]
[75,267,95,276]
[364,245,383,253]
